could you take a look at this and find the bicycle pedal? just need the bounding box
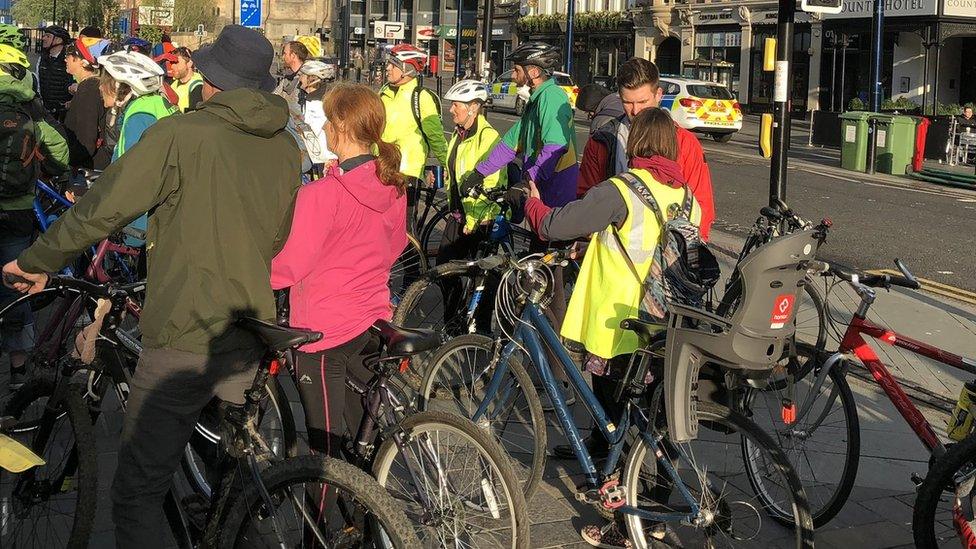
[599,479,627,510]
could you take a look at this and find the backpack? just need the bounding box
[411,86,441,152]
[0,106,41,199]
[613,171,720,322]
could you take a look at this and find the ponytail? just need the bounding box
[375,140,405,195]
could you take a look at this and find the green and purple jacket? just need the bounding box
[476,78,578,206]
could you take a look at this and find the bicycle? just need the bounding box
[302,318,533,547]
[739,259,976,528]
[914,429,976,548]
[387,168,448,306]
[418,245,817,547]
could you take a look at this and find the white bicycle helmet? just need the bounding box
[299,60,332,80]
[444,79,487,103]
[97,51,165,96]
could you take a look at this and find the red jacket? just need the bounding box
[576,123,714,240]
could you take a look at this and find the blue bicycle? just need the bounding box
[417,252,815,548]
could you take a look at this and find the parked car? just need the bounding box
[488,70,579,115]
[659,77,742,142]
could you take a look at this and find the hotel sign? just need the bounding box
[825,0,937,18]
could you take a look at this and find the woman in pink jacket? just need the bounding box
[271,84,407,457]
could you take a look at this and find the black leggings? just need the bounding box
[293,330,378,458]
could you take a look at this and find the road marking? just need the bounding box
[958,198,976,203]
[796,167,860,183]
[867,269,976,305]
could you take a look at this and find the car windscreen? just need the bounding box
[554,74,574,87]
[687,84,733,100]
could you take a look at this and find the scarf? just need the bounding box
[628,155,687,189]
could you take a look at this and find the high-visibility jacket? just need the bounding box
[172,72,203,112]
[446,114,507,232]
[561,168,701,359]
[379,78,448,179]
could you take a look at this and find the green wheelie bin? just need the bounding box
[839,111,871,172]
[870,114,917,175]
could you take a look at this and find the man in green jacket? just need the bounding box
[3,25,301,548]
[0,42,69,389]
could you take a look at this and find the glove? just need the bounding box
[504,181,529,224]
[460,170,486,197]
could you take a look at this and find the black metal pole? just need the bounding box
[481,0,494,78]
[866,116,877,173]
[455,0,464,80]
[932,25,941,116]
[839,36,847,110]
[768,0,794,207]
[830,40,837,112]
[921,27,930,115]
[868,0,884,112]
[52,0,57,24]
[566,0,575,74]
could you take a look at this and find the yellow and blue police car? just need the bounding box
[487,70,578,115]
[659,77,742,142]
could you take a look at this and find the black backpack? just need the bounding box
[0,106,41,199]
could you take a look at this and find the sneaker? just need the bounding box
[539,381,575,412]
[581,523,632,548]
[9,368,27,390]
[552,435,608,461]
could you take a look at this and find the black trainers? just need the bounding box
[553,435,608,460]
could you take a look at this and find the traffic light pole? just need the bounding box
[768,0,795,207]
[455,0,464,80]
[480,0,494,78]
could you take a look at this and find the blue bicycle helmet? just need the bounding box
[122,36,151,53]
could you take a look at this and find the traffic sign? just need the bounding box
[373,20,404,39]
[196,24,206,37]
[240,0,262,28]
[800,0,843,15]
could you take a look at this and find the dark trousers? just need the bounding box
[293,330,378,458]
[111,346,256,549]
[0,210,35,360]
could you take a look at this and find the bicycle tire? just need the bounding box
[742,348,860,528]
[418,204,452,265]
[622,401,815,549]
[392,261,482,389]
[219,454,419,549]
[418,334,547,501]
[913,433,976,548]
[181,375,298,499]
[389,233,429,308]
[371,410,531,548]
[1,378,98,549]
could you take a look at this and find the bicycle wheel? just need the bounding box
[219,454,419,549]
[418,334,547,501]
[913,432,976,548]
[389,233,428,309]
[181,375,298,499]
[419,204,452,265]
[1,378,97,549]
[623,401,815,549]
[741,343,860,528]
[371,410,531,548]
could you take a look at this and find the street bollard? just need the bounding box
[436,76,443,97]
[866,117,878,175]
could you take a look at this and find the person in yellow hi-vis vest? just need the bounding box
[519,107,701,549]
[379,43,448,229]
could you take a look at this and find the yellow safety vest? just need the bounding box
[561,168,701,359]
[379,78,442,179]
[171,72,203,112]
[446,115,507,231]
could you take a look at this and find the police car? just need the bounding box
[659,77,742,142]
[487,70,578,114]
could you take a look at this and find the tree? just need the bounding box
[11,0,120,28]
[173,0,217,32]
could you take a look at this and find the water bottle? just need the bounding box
[947,380,976,442]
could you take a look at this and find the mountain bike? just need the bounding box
[914,429,976,548]
[418,252,815,547]
[740,259,976,528]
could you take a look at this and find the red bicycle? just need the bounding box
[739,258,976,528]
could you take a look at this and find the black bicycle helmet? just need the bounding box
[505,41,562,72]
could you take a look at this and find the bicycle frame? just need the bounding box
[473,301,703,523]
[839,313,976,454]
[33,180,73,232]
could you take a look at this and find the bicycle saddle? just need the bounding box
[237,317,322,351]
[370,319,443,357]
[620,318,667,342]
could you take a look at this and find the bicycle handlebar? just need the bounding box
[3,273,145,299]
[809,259,921,291]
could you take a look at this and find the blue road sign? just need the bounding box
[240,0,261,28]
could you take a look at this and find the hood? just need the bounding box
[198,88,289,138]
[333,160,402,214]
[596,94,624,119]
[0,73,37,105]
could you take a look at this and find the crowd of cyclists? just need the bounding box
[0,19,728,548]
[14,17,972,549]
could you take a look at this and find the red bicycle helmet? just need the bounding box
[389,43,427,75]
